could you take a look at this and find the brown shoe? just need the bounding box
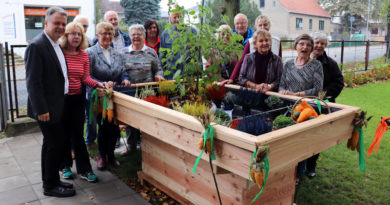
[97,155,106,170]
[107,153,120,168]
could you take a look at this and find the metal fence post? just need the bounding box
[340,40,344,71]
[365,40,369,71]
[0,43,9,131]
[5,42,14,122]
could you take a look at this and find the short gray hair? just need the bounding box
[45,7,67,21]
[129,24,146,37]
[73,14,88,23]
[311,32,328,45]
[104,11,118,21]
[294,34,313,51]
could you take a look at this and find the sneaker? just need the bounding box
[80,171,98,182]
[62,167,73,179]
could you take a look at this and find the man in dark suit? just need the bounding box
[25,7,75,197]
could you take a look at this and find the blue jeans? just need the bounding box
[85,88,97,145]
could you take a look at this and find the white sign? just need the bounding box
[35,22,43,28]
[2,13,16,40]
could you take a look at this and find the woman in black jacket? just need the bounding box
[307,32,344,178]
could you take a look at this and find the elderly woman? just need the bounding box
[227,15,281,84]
[144,19,160,55]
[238,29,283,93]
[86,22,130,170]
[121,24,164,154]
[305,32,344,178]
[205,24,239,80]
[279,34,323,97]
[278,34,323,184]
[59,22,106,182]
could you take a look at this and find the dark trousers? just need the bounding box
[61,94,92,174]
[38,120,67,189]
[306,154,320,172]
[97,115,120,156]
[126,126,140,149]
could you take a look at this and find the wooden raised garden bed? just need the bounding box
[112,84,360,205]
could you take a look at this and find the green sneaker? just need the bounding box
[62,167,73,179]
[80,171,98,182]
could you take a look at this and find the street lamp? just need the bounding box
[350,16,355,39]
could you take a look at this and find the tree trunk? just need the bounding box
[223,0,240,29]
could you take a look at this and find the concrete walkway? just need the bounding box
[0,132,150,205]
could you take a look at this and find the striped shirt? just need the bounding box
[279,59,323,96]
[65,50,98,95]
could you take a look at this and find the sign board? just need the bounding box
[2,13,16,40]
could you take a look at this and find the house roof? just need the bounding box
[279,0,331,18]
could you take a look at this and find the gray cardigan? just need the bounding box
[238,51,283,90]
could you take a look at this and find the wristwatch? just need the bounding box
[267,84,272,89]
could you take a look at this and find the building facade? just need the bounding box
[0,0,95,45]
[252,0,332,39]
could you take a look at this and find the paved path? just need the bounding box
[0,132,150,205]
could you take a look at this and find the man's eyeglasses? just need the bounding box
[131,33,142,37]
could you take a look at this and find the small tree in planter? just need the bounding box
[160,0,243,102]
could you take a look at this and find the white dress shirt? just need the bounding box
[44,31,68,94]
[99,44,111,65]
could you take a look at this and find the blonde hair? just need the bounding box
[253,29,272,50]
[96,22,114,35]
[255,15,271,31]
[217,24,232,39]
[60,22,88,51]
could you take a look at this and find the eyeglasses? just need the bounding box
[131,33,142,37]
[69,32,82,37]
[99,32,113,36]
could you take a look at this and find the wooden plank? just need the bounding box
[116,104,254,178]
[137,171,194,205]
[265,113,356,173]
[142,134,248,199]
[142,133,296,205]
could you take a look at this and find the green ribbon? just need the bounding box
[251,148,269,204]
[89,89,98,124]
[248,148,257,190]
[315,99,329,115]
[356,127,365,172]
[101,91,108,125]
[192,125,215,174]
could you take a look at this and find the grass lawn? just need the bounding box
[295,81,390,205]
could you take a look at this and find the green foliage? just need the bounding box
[157,80,177,96]
[161,1,243,97]
[95,0,104,24]
[296,81,390,205]
[273,115,295,129]
[265,96,284,109]
[120,0,161,25]
[182,102,210,118]
[136,85,156,99]
[207,0,261,28]
[213,109,231,125]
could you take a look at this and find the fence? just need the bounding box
[0,43,8,131]
[280,40,388,72]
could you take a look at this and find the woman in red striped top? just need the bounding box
[59,22,107,183]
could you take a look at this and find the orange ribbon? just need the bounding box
[367,117,390,156]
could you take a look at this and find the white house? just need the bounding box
[0,0,95,46]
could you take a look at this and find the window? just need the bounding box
[296,18,303,30]
[273,1,276,7]
[259,0,265,8]
[309,19,312,30]
[319,20,324,30]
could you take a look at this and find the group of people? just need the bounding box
[25,5,344,198]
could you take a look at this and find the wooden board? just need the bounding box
[141,133,296,205]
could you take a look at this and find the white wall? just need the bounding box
[0,0,95,46]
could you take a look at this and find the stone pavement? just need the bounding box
[0,132,150,205]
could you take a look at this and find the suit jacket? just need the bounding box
[86,43,128,83]
[25,33,66,123]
